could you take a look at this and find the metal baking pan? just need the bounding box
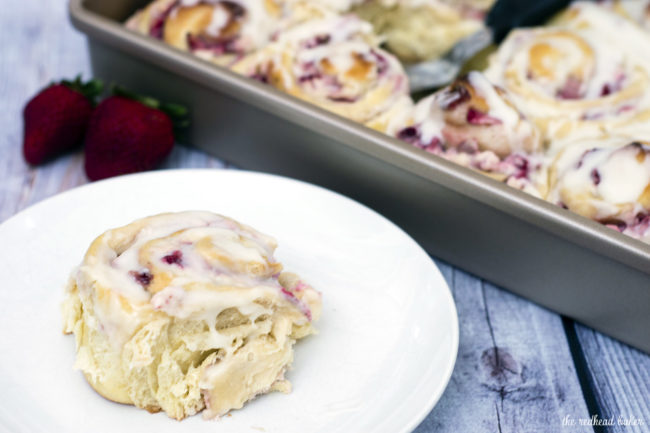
[69,0,650,353]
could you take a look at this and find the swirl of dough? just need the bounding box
[548,137,650,241]
[62,211,321,420]
[125,0,329,66]
[484,2,650,148]
[392,71,545,197]
[233,14,412,127]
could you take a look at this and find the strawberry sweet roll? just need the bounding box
[233,14,413,129]
[62,211,321,420]
[125,0,328,67]
[392,71,545,197]
[484,1,650,148]
[548,137,650,242]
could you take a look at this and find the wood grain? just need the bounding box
[415,265,592,433]
[0,0,89,222]
[575,325,650,433]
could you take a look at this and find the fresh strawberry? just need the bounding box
[83,88,187,181]
[22,76,103,165]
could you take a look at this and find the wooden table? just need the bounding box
[1,2,648,432]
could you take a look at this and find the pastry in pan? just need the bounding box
[62,211,321,420]
[548,137,650,241]
[590,0,650,32]
[282,0,492,63]
[352,0,492,63]
[484,1,650,148]
[392,71,546,197]
[233,14,413,128]
[122,1,650,245]
[125,0,330,67]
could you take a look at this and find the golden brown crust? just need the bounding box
[83,371,133,406]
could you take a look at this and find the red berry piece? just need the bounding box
[129,269,153,287]
[23,76,102,165]
[466,108,502,125]
[162,250,183,266]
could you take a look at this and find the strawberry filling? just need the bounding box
[130,269,153,287]
[281,287,312,321]
[396,124,537,190]
[438,85,470,110]
[466,108,502,125]
[328,95,358,103]
[370,49,389,76]
[607,214,650,240]
[149,1,179,39]
[556,76,583,100]
[599,72,625,96]
[396,126,419,144]
[503,154,530,179]
[162,250,184,266]
[301,34,331,49]
[187,34,238,54]
[590,168,601,185]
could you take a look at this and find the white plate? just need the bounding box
[0,169,458,433]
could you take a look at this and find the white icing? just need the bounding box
[90,212,275,303]
[468,71,519,129]
[484,1,650,142]
[613,0,650,29]
[74,211,305,348]
[310,0,364,12]
[413,95,444,145]
[172,0,286,55]
[404,72,538,155]
[598,146,650,204]
[550,138,650,219]
[150,284,274,350]
[205,6,230,36]
[233,0,283,50]
[276,14,374,47]
[240,13,409,123]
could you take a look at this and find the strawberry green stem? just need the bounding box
[61,75,104,103]
[112,86,188,121]
[111,85,190,139]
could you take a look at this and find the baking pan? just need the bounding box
[69,0,650,353]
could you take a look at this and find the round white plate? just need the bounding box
[0,169,458,433]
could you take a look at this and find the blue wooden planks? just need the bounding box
[415,265,592,432]
[575,325,650,433]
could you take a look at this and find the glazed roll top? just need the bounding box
[548,138,650,240]
[392,71,545,197]
[602,0,650,31]
[65,211,321,419]
[80,211,319,348]
[233,14,412,127]
[484,1,650,148]
[125,0,328,66]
